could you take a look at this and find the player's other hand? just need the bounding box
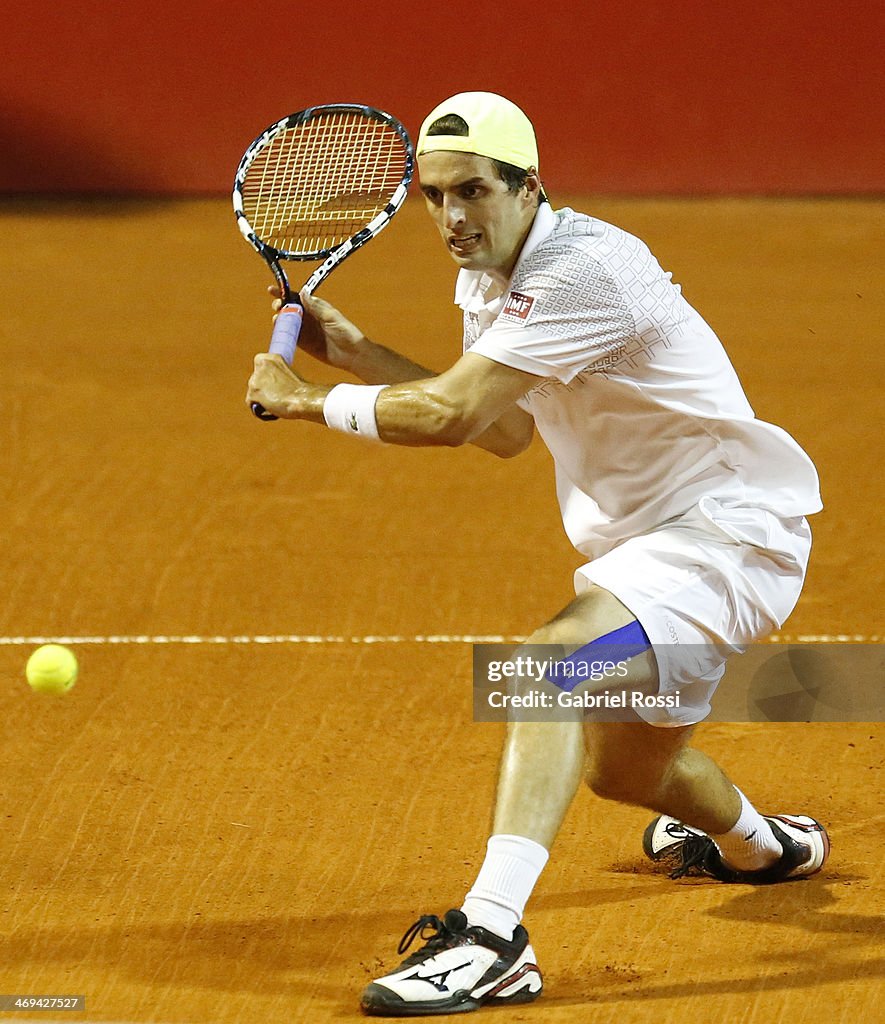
[246,353,306,419]
[268,286,365,372]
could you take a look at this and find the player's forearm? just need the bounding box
[469,405,535,458]
[291,379,470,447]
[346,343,532,456]
[247,353,535,457]
[348,338,436,385]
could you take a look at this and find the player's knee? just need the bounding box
[522,614,569,647]
[524,607,594,648]
[527,586,631,649]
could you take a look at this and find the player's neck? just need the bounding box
[488,215,536,291]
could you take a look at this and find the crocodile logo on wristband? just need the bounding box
[323,383,387,442]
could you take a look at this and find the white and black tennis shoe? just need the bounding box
[361,909,542,1016]
[643,813,830,883]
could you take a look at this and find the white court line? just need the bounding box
[0,634,524,646]
[767,634,881,643]
[0,633,880,646]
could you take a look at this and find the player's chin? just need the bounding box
[446,248,488,270]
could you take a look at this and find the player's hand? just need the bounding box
[268,286,365,372]
[246,353,309,419]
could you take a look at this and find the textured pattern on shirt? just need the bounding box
[507,209,687,373]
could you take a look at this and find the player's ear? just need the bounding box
[524,169,542,204]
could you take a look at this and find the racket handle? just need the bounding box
[268,303,304,362]
[251,302,305,421]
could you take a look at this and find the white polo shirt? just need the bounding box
[457,204,822,558]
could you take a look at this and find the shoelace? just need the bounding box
[669,834,714,879]
[397,914,463,958]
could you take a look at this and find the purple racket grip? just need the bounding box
[251,302,304,420]
[268,303,304,364]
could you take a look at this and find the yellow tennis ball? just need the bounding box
[25,644,78,695]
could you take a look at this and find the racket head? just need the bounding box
[233,104,414,281]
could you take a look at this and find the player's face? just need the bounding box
[418,152,540,283]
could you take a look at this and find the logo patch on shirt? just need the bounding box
[501,290,536,322]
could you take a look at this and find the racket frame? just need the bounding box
[232,103,414,305]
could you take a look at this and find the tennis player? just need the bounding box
[246,92,830,1017]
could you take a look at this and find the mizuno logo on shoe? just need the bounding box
[402,961,473,992]
[664,821,697,840]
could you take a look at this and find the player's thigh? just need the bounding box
[526,583,658,693]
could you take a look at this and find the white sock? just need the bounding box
[710,788,781,871]
[461,834,549,940]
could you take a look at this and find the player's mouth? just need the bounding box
[448,233,481,254]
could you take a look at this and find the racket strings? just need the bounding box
[242,112,409,256]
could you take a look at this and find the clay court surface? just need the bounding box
[1,197,882,1022]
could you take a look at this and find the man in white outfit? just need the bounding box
[246,91,830,1017]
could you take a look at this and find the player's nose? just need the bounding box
[443,195,466,229]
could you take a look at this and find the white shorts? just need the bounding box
[574,497,812,727]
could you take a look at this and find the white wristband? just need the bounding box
[322,383,388,442]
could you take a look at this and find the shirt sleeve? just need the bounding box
[468,243,637,384]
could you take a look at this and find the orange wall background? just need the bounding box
[4,1,882,195]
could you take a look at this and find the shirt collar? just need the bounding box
[454,203,558,313]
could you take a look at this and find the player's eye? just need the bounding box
[461,184,483,199]
[422,187,442,204]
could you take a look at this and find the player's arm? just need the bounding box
[261,289,536,457]
[350,350,535,457]
[246,350,538,458]
[375,353,537,457]
[276,289,432,383]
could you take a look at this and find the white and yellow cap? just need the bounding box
[417,92,539,172]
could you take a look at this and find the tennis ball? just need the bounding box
[25,644,78,695]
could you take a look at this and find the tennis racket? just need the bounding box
[233,103,414,420]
